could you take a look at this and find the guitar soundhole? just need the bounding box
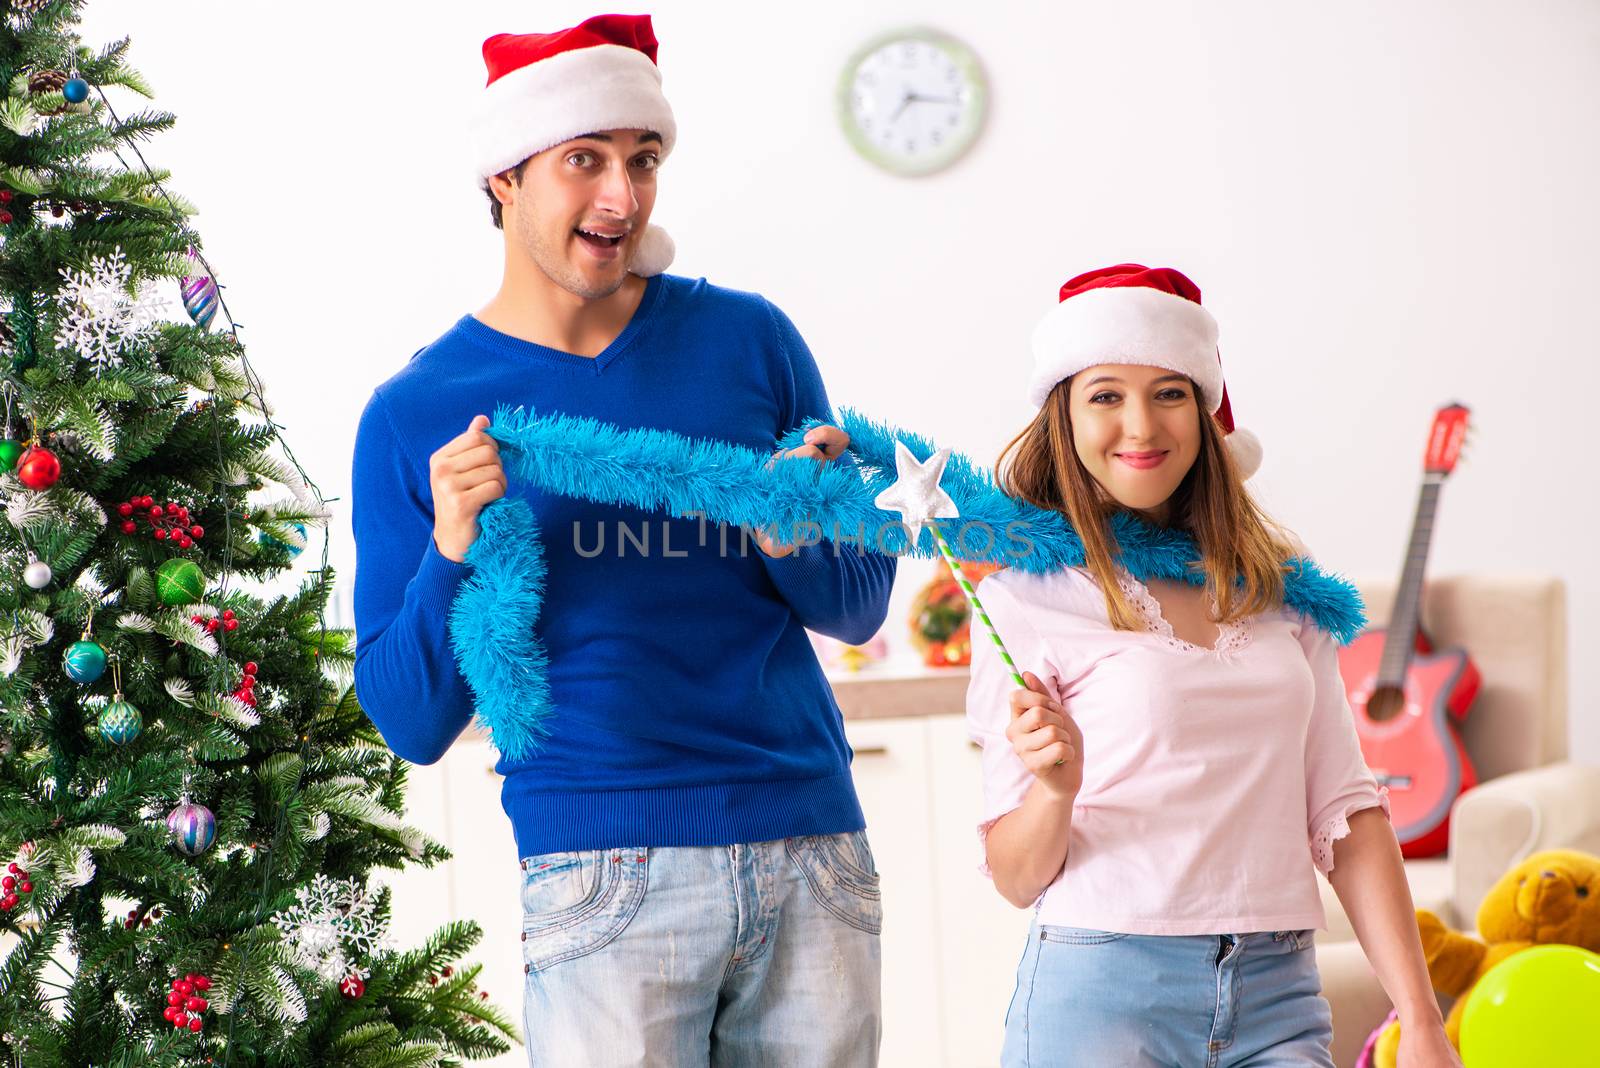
[1366,685,1407,722]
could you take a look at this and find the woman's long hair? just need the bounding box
[996,376,1298,631]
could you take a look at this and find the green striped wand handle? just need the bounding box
[928,524,1025,689]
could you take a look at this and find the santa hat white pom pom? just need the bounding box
[629,224,675,277]
[1226,427,1263,480]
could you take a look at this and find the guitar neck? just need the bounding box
[1377,477,1443,685]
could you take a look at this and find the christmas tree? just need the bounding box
[0,2,516,1064]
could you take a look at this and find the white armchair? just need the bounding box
[1317,575,1600,1066]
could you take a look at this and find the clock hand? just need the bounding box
[889,89,914,122]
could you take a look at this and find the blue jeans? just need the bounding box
[519,832,882,1067]
[1003,925,1335,1068]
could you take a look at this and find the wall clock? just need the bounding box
[838,28,987,177]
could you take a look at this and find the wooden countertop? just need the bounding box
[825,663,970,720]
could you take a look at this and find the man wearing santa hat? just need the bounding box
[351,13,893,1066]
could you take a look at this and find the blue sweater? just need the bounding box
[351,274,896,859]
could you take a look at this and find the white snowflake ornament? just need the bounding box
[271,874,390,984]
[54,248,169,374]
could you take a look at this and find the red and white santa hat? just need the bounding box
[469,13,677,277]
[1027,264,1263,479]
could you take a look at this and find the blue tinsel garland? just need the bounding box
[450,407,1366,759]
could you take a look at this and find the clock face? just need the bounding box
[838,29,987,176]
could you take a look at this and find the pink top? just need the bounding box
[966,565,1388,935]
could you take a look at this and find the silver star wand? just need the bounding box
[873,440,1025,689]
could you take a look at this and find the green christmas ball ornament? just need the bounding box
[97,699,143,745]
[155,558,205,606]
[63,639,107,684]
[0,439,24,470]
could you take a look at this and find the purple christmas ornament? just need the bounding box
[166,796,216,856]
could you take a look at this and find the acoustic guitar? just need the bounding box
[1336,403,1480,858]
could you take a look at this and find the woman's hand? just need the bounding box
[1396,1019,1462,1067]
[1005,671,1083,799]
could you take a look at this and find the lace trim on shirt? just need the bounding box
[1310,788,1392,874]
[1114,570,1253,656]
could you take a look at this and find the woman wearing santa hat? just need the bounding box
[966,265,1459,1066]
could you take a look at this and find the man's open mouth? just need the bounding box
[575,228,625,249]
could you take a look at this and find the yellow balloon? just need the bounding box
[1460,944,1600,1067]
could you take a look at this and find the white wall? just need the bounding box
[79,1,1599,759]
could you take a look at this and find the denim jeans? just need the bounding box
[519,832,882,1067]
[1003,925,1335,1068]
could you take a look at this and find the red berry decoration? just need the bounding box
[0,190,12,203]
[1,867,34,915]
[112,493,202,551]
[161,973,213,1032]
[15,446,60,491]
[0,211,13,225]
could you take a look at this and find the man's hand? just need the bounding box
[430,415,507,563]
[755,425,849,559]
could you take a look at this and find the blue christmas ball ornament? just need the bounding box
[97,699,143,745]
[62,78,89,104]
[63,639,107,684]
[258,521,307,559]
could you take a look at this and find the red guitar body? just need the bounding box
[1337,627,1481,858]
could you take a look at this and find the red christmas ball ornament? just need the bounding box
[339,974,365,999]
[15,447,60,491]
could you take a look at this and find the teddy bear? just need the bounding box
[1370,848,1600,1066]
